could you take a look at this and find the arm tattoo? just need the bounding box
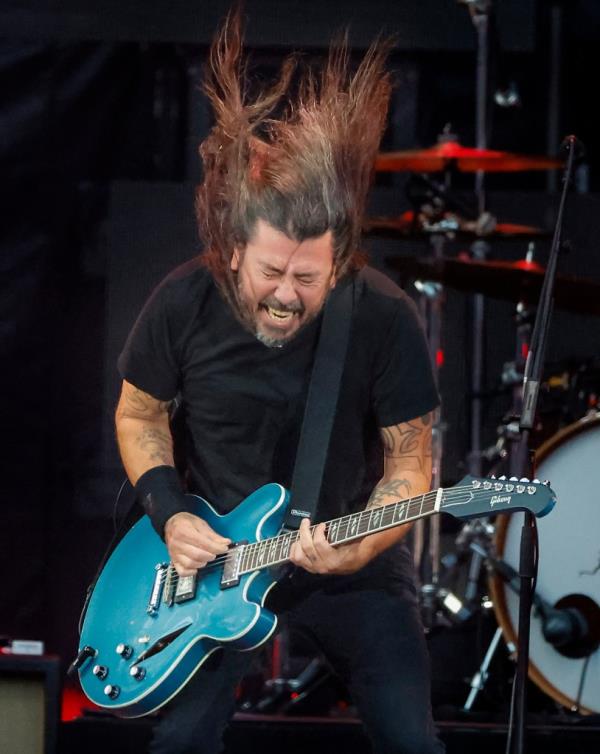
[366,478,412,509]
[381,415,432,474]
[125,388,171,415]
[382,420,422,457]
[136,427,173,465]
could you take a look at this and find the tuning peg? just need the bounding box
[542,479,551,486]
[498,475,507,480]
[509,476,519,481]
[532,478,540,484]
[519,477,530,483]
[490,474,496,479]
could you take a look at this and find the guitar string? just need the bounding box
[162,484,546,584]
[168,484,545,580]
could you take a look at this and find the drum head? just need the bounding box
[490,413,600,713]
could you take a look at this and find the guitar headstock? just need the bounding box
[440,475,556,520]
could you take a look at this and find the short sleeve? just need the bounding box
[118,263,205,401]
[372,294,439,427]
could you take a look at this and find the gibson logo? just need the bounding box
[490,495,512,507]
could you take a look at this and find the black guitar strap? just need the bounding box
[283,273,355,530]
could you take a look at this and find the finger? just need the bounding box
[194,520,231,547]
[171,523,230,553]
[167,513,230,548]
[172,556,210,577]
[167,528,226,556]
[312,523,333,557]
[172,542,218,565]
[173,564,195,577]
[289,539,316,572]
[295,521,322,571]
[298,518,318,560]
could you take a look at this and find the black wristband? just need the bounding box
[135,465,192,540]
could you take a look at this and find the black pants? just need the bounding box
[149,566,445,754]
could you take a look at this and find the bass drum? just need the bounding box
[490,413,600,713]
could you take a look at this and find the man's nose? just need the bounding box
[273,277,298,306]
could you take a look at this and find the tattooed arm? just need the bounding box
[115,380,174,485]
[362,412,433,543]
[115,380,230,575]
[290,412,433,575]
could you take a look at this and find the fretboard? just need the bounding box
[237,489,441,576]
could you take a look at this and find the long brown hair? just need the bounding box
[196,9,393,309]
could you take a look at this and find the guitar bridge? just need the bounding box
[147,564,169,616]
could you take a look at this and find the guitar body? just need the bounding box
[76,473,556,718]
[78,483,289,717]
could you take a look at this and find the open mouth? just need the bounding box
[260,304,301,326]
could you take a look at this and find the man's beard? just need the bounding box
[255,329,287,348]
[236,280,306,349]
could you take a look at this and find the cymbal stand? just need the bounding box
[459,0,492,477]
[414,232,445,628]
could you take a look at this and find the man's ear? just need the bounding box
[231,248,240,272]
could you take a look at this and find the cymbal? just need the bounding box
[366,210,548,240]
[386,255,600,316]
[375,140,563,173]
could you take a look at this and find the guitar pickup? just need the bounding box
[220,543,246,589]
[174,574,197,604]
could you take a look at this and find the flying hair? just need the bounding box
[196,9,393,310]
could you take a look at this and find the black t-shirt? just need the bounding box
[119,259,438,526]
[119,259,440,595]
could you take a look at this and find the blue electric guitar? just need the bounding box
[76,475,555,717]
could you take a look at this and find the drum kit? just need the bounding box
[364,135,600,716]
[246,136,600,721]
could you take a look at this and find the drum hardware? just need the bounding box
[413,231,446,630]
[244,656,332,714]
[490,413,600,715]
[488,553,599,659]
[463,626,516,711]
[459,529,600,711]
[365,210,548,242]
[385,254,600,318]
[366,168,549,244]
[374,141,563,174]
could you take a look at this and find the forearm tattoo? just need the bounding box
[136,427,173,465]
[366,478,412,509]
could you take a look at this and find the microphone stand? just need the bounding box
[508,135,579,754]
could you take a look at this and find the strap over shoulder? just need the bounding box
[284,274,356,530]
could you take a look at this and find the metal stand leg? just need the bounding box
[463,626,505,711]
[415,232,446,627]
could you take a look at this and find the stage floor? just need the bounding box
[58,711,600,754]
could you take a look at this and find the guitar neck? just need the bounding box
[237,489,442,576]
